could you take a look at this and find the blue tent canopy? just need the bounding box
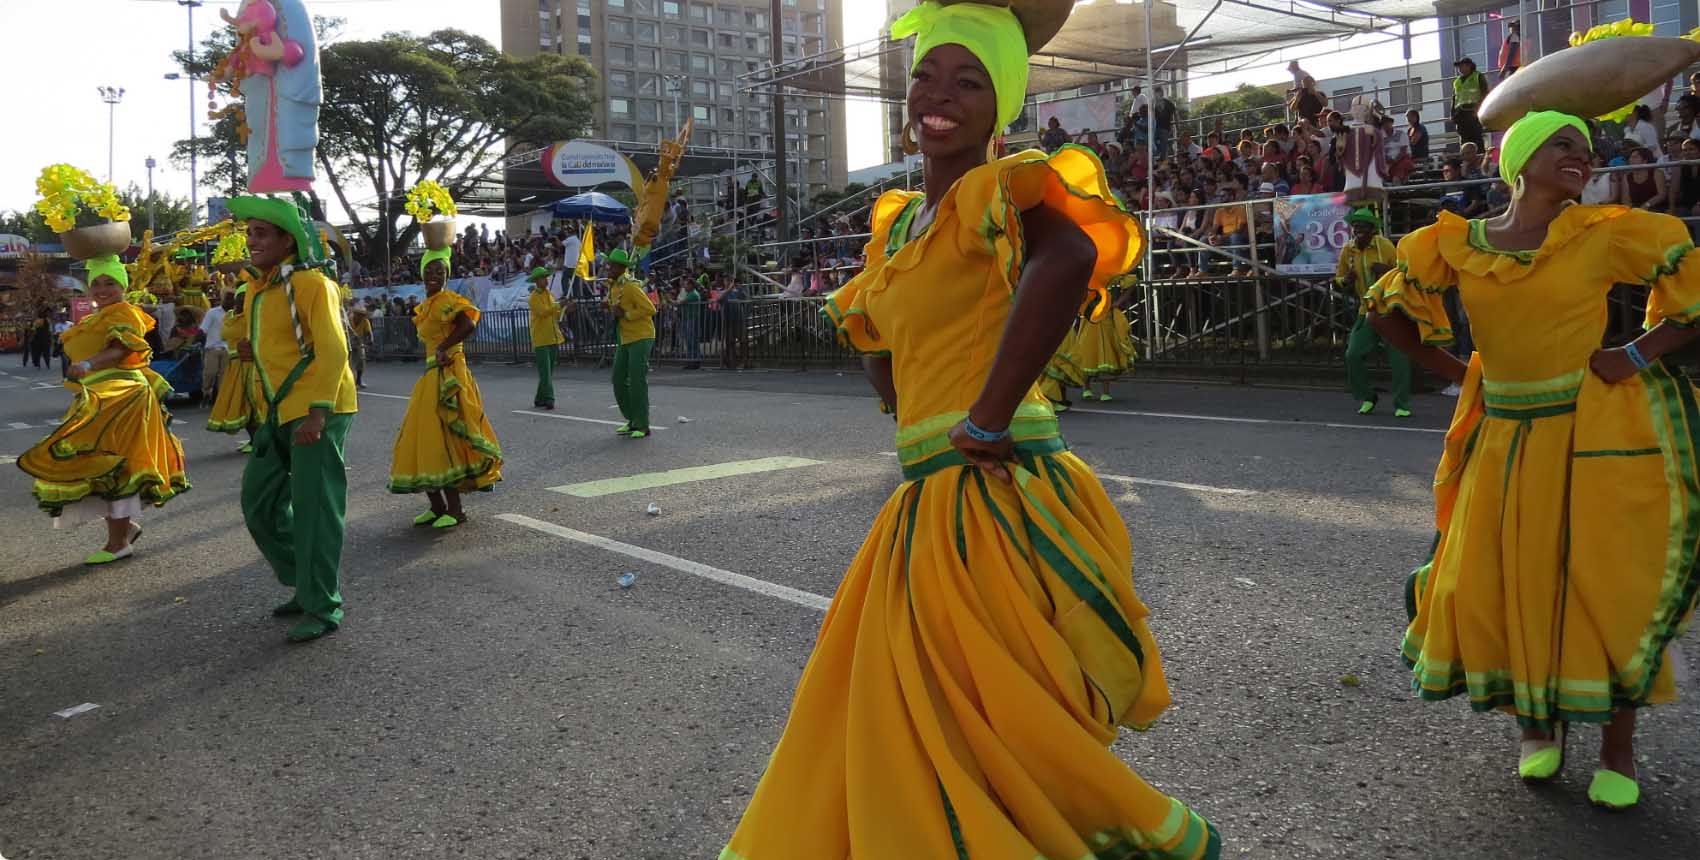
[550,192,631,223]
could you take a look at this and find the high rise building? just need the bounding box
[500,0,848,209]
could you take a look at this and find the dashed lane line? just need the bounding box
[361,392,410,401]
[1097,473,1256,496]
[511,409,667,430]
[496,514,832,612]
[548,456,823,498]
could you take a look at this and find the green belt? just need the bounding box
[1481,369,1582,420]
[902,436,1069,481]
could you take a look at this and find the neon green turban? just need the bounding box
[892,1,1029,131]
[86,254,129,289]
[420,246,452,278]
[1499,110,1591,185]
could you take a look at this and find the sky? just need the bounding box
[0,0,1433,226]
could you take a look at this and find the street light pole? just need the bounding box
[97,86,126,183]
[664,74,686,133]
[145,157,158,232]
[180,0,203,224]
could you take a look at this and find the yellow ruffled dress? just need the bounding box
[1369,206,1700,729]
[387,290,503,493]
[1071,279,1138,381]
[17,303,190,515]
[205,299,255,433]
[722,147,1219,860]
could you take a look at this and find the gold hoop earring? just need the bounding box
[900,118,919,156]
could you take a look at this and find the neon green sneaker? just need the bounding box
[614,423,633,435]
[1358,400,1376,415]
[1394,407,1412,418]
[628,429,650,440]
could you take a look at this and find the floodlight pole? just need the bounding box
[1143,0,1159,350]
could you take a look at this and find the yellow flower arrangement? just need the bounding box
[212,230,248,264]
[1565,19,1660,122]
[33,164,131,233]
[404,180,457,223]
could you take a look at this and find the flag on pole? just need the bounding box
[575,222,595,280]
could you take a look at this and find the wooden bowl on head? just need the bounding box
[421,219,457,251]
[1479,37,1700,130]
[932,0,1073,53]
[59,221,133,260]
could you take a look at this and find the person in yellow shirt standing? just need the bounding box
[605,249,656,438]
[527,266,567,409]
[228,196,359,644]
[1337,208,1408,416]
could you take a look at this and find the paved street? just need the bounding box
[2,359,1697,860]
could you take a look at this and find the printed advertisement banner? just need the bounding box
[542,140,645,191]
[1273,193,1352,276]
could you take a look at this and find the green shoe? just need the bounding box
[83,546,134,566]
[1588,769,1640,810]
[285,617,338,643]
[628,429,649,440]
[272,599,304,618]
[432,514,461,529]
[237,442,254,454]
[1358,400,1376,415]
[1518,723,1567,781]
[614,423,633,435]
[1082,390,1098,401]
[413,511,440,526]
[1395,407,1413,418]
[1098,393,1114,402]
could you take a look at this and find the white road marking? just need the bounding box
[9,422,36,430]
[361,392,410,401]
[497,514,832,612]
[1098,473,1257,496]
[1072,406,1446,435]
[0,455,16,466]
[52,702,100,719]
[512,409,654,429]
[549,456,822,498]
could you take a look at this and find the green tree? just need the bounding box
[174,25,596,267]
[116,184,194,242]
[808,182,868,215]
[1189,84,1288,139]
[0,210,56,245]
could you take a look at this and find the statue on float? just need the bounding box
[1338,95,1388,208]
[211,0,321,193]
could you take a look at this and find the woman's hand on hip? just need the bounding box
[949,421,1015,483]
[1589,347,1641,384]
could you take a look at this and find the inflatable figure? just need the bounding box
[222,0,320,192]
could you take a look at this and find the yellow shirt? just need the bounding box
[529,288,566,348]
[246,262,359,425]
[1336,235,1398,315]
[607,273,656,344]
[414,290,480,357]
[61,302,154,367]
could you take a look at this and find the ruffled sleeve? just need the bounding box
[425,290,480,327]
[1366,224,1456,346]
[958,145,1143,302]
[821,190,917,355]
[1613,209,1700,328]
[103,304,156,354]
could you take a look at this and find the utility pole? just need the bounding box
[180,0,203,224]
[769,0,788,243]
[97,86,126,183]
[664,74,686,134]
[145,157,158,232]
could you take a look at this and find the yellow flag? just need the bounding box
[575,222,595,280]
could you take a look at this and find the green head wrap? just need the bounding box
[86,254,129,289]
[228,196,319,263]
[529,266,552,283]
[420,246,453,278]
[1499,110,1591,185]
[892,2,1029,131]
[1345,208,1382,233]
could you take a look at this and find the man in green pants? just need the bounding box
[605,249,656,439]
[528,265,566,409]
[1336,208,1410,417]
[229,196,359,643]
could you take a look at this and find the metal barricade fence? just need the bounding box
[367,297,861,371]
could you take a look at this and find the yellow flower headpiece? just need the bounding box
[405,180,458,223]
[212,230,248,264]
[33,164,130,233]
[1567,19,1660,122]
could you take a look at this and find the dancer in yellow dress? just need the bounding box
[1074,275,1138,403]
[17,254,190,565]
[387,247,503,528]
[721,3,1218,858]
[206,279,257,453]
[1368,34,1700,810]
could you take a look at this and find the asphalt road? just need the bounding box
[2,357,1697,860]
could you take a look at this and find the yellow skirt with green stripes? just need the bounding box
[1404,356,1700,728]
[387,354,503,493]
[721,431,1219,860]
[18,368,190,516]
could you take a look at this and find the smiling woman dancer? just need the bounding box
[387,247,503,528]
[17,255,190,565]
[719,3,1218,858]
[1369,31,1700,811]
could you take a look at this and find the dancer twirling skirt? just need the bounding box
[388,248,502,528]
[206,280,257,451]
[1370,96,1700,808]
[721,3,1218,858]
[18,254,190,565]
[1073,276,1138,401]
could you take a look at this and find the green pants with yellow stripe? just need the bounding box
[241,412,353,626]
